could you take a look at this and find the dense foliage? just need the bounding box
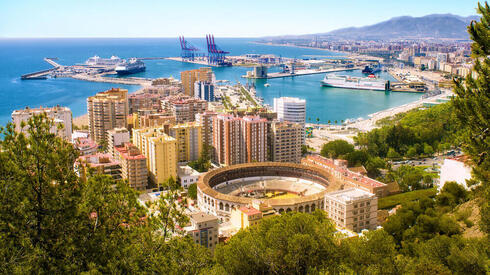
[453,2,490,234]
[0,114,212,273]
[356,103,461,159]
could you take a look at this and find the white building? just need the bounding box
[273,97,306,124]
[439,158,472,191]
[184,212,219,251]
[11,106,72,140]
[107,128,130,158]
[178,165,201,188]
[325,188,378,233]
[273,97,306,143]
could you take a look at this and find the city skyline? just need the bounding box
[0,0,480,38]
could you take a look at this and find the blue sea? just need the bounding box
[0,38,420,126]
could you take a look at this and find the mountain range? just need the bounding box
[264,14,479,41]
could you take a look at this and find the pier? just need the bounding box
[242,67,361,79]
[21,57,63,80]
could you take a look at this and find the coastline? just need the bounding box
[252,41,383,61]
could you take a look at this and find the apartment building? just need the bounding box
[87,88,128,143]
[184,212,219,251]
[181,67,213,97]
[213,114,245,165]
[107,128,130,158]
[75,153,121,181]
[196,111,217,148]
[161,95,208,124]
[325,188,378,233]
[271,121,303,163]
[242,116,267,163]
[11,105,72,140]
[115,143,148,191]
[169,122,202,163]
[132,127,178,186]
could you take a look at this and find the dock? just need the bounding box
[242,67,361,79]
[21,58,63,80]
[71,74,153,86]
[166,57,231,67]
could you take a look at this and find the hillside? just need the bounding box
[263,14,479,41]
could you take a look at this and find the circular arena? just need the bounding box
[197,162,340,220]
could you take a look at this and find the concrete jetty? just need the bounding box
[242,67,361,79]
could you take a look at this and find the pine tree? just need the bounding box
[452,2,490,233]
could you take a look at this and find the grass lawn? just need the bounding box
[378,187,438,209]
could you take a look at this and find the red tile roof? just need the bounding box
[239,206,261,216]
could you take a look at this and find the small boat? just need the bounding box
[264,83,270,87]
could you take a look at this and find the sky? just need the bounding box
[0,0,481,38]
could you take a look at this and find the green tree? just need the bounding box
[301,144,308,156]
[189,144,213,172]
[148,177,189,240]
[407,146,418,158]
[0,114,81,273]
[345,150,369,167]
[188,183,197,200]
[423,143,434,156]
[320,140,354,159]
[340,230,400,274]
[387,147,401,159]
[452,2,490,233]
[214,211,341,275]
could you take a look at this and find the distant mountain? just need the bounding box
[265,14,479,41]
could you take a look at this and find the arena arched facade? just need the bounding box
[196,162,342,221]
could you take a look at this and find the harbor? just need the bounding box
[242,67,360,79]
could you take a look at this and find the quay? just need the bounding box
[71,74,153,86]
[21,57,63,80]
[242,67,361,79]
[166,57,230,67]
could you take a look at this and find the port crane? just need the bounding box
[179,36,201,61]
[206,34,230,66]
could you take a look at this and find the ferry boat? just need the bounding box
[115,58,146,75]
[322,74,390,91]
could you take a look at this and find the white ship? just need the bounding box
[85,55,123,66]
[322,74,389,91]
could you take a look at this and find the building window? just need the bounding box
[354,218,358,222]
[354,204,358,208]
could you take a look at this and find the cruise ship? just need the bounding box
[85,55,123,66]
[322,74,390,91]
[115,58,146,75]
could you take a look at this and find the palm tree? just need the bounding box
[316,117,320,123]
[327,120,331,125]
[308,117,311,122]
[341,119,345,124]
[334,120,338,124]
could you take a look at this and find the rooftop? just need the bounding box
[12,105,71,115]
[238,206,262,216]
[190,212,218,223]
[306,155,386,188]
[326,188,374,203]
